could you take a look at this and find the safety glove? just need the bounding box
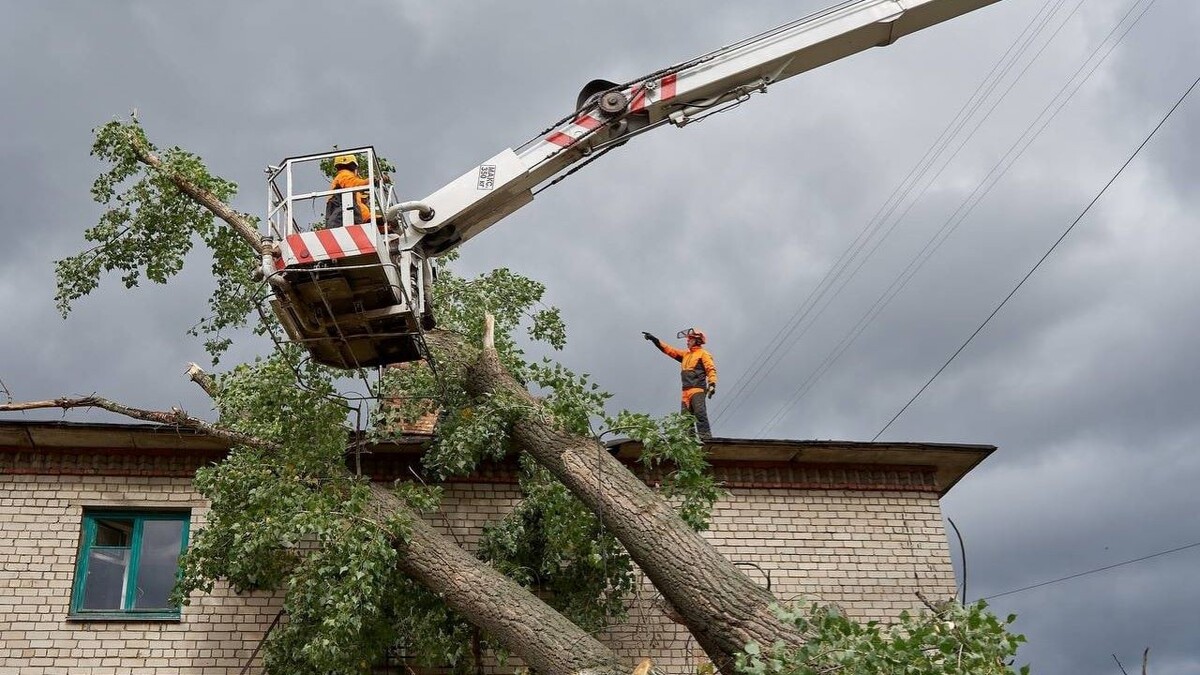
[642,332,660,346]
[707,382,716,399]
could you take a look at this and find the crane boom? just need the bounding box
[263,0,1006,369]
[406,0,1002,257]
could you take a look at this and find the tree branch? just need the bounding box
[186,362,218,398]
[122,122,265,255]
[0,395,268,449]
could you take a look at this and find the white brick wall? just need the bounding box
[0,474,281,675]
[433,483,957,673]
[1,473,956,674]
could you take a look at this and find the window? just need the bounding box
[70,510,190,620]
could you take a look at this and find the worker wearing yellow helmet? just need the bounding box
[325,154,372,228]
[643,328,717,440]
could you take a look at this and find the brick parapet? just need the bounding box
[1,444,940,494]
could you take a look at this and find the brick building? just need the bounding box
[0,420,991,674]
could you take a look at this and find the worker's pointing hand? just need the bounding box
[642,332,657,342]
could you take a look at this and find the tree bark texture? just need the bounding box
[461,346,805,671]
[368,485,625,675]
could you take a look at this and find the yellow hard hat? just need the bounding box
[333,154,358,168]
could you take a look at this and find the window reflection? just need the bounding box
[82,548,129,610]
[134,520,185,609]
[73,512,189,618]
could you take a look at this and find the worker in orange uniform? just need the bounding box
[325,154,372,228]
[643,328,717,440]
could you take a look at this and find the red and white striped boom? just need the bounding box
[404,0,1003,257]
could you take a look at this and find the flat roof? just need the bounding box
[0,421,994,497]
[0,419,229,451]
[608,437,994,497]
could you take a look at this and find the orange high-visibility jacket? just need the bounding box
[656,342,717,402]
[329,169,371,223]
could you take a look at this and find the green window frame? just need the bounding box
[69,510,190,621]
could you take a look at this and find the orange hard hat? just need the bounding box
[678,328,707,345]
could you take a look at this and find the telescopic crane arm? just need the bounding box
[264,0,1005,369]
[402,0,1003,258]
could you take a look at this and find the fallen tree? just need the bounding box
[14,115,1027,674]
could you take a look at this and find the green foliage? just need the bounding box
[528,359,611,436]
[65,121,714,671]
[736,600,1029,675]
[386,577,477,671]
[608,410,721,531]
[174,353,427,674]
[421,391,524,479]
[479,456,634,632]
[57,117,259,360]
[434,261,567,366]
[391,481,443,513]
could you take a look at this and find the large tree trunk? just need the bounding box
[459,340,806,671]
[369,485,625,675]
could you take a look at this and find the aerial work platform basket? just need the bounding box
[261,148,435,369]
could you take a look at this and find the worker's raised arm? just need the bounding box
[643,332,685,361]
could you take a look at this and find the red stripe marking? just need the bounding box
[661,73,677,101]
[274,256,285,271]
[546,131,575,147]
[287,233,312,263]
[347,224,374,253]
[574,114,601,130]
[315,229,345,259]
[629,85,647,112]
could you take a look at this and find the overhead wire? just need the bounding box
[754,0,1091,430]
[714,0,1075,427]
[981,540,1200,601]
[747,0,1085,432]
[757,0,1162,435]
[873,65,1200,440]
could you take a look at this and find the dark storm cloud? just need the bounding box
[2,1,1197,672]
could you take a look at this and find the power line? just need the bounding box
[760,0,1162,435]
[874,67,1200,441]
[982,540,1200,601]
[714,0,1075,427]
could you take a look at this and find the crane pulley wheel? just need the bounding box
[598,91,629,116]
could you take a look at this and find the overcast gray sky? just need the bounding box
[2,1,1198,672]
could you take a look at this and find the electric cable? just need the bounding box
[948,516,968,604]
[981,540,1200,601]
[715,0,1075,426]
[752,0,1091,429]
[873,68,1200,440]
[757,0,1150,433]
[758,0,1161,434]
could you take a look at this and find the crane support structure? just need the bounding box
[264,0,1004,369]
[408,0,1002,257]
